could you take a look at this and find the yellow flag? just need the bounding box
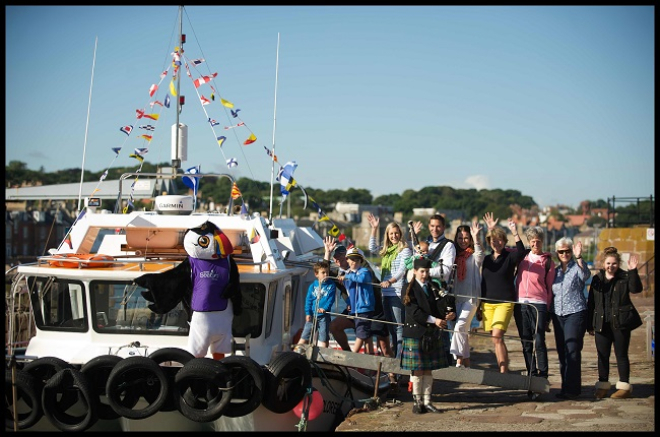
[328,225,340,237]
[318,215,330,222]
[169,79,177,97]
[220,98,234,108]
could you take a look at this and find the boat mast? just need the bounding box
[172,5,184,172]
[268,33,280,223]
[77,36,98,213]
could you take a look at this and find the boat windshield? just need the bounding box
[90,280,189,335]
[26,276,268,339]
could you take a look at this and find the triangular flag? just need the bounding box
[169,79,177,96]
[231,183,242,200]
[220,98,234,108]
[243,133,257,145]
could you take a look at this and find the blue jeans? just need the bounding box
[513,302,549,377]
[551,310,587,395]
[383,295,404,358]
[300,314,330,344]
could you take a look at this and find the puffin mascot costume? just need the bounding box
[135,221,241,360]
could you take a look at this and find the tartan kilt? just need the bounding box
[400,331,449,371]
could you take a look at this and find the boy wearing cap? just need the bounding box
[401,257,453,414]
[343,247,376,354]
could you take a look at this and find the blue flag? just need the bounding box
[182,165,201,196]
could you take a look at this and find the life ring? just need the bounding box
[148,348,194,412]
[262,352,312,414]
[219,355,265,417]
[105,356,168,420]
[48,253,114,268]
[5,369,43,430]
[42,368,98,432]
[80,355,124,420]
[173,358,233,422]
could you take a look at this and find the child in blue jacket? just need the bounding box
[343,248,375,353]
[296,260,336,348]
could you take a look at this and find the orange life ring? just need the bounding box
[48,253,115,268]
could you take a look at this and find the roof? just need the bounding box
[5,178,176,201]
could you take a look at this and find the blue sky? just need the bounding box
[5,6,655,210]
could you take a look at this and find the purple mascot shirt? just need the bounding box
[189,257,231,312]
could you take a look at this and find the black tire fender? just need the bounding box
[5,369,43,430]
[105,356,168,420]
[262,352,312,414]
[173,358,233,423]
[23,356,77,411]
[23,356,74,386]
[80,355,124,420]
[220,355,265,417]
[42,368,98,432]
[148,348,194,412]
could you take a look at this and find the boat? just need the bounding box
[5,6,390,432]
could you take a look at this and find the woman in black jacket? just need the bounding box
[400,258,455,414]
[587,247,643,399]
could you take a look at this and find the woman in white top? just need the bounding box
[450,220,484,368]
[367,213,412,359]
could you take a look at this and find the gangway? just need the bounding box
[301,345,550,396]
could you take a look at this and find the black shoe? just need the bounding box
[424,403,440,413]
[412,403,427,414]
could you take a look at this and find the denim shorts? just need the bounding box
[300,314,330,343]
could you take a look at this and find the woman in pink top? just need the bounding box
[513,226,555,386]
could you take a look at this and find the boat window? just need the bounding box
[289,275,300,329]
[283,283,292,333]
[264,280,279,339]
[232,282,266,339]
[28,277,88,332]
[89,281,188,336]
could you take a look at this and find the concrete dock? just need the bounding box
[335,295,655,432]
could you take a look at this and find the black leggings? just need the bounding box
[594,322,631,383]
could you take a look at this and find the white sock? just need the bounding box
[411,375,422,399]
[422,375,434,405]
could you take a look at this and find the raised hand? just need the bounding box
[470,220,482,240]
[573,241,583,259]
[324,236,337,253]
[413,221,423,236]
[507,218,517,235]
[483,211,498,230]
[367,213,379,229]
[628,253,639,270]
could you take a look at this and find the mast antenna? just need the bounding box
[268,33,280,223]
[77,36,98,213]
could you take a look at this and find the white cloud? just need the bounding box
[465,175,490,190]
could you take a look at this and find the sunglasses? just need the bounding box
[557,249,572,255]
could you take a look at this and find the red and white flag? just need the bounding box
[193,72,218,88]
[224,122,245,130]
[149,84,158,97]
[200,95,211,106]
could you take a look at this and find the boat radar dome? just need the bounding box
[155,195,194,215]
